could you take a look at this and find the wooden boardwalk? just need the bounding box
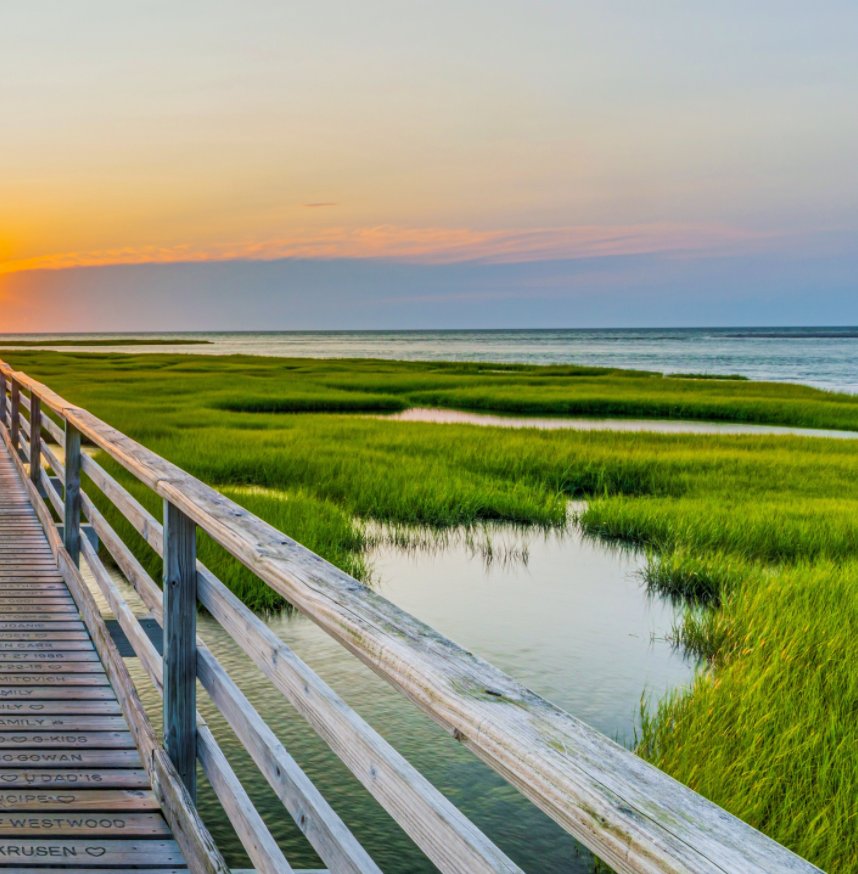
[0,443,186,871]
[0,358,822,874]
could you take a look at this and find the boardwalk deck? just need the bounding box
[0,443,187,870]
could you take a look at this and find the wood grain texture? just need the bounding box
[0,433,199,873]
[162,500,197,802]
[80,457,516,873]
[62,423,81,567]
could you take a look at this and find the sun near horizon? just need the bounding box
[2,2,857,331]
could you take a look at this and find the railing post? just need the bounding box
[10,380,19,452]
[163,499,197,800]
[0,373,6,427]
[29,394,42,488]
[63,422,81,566]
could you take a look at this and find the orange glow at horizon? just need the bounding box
[0,222,773,278]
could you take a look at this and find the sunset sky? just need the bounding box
[2,2,856,330]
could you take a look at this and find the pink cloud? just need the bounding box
[2,222,773,276]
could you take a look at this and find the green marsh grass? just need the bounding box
[4,349,857,870]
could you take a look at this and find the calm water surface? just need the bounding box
[3,327,857,391]
[101,523,692,872]
[387,407,858,439]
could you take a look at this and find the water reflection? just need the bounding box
[384,407,858,440]
[103,520,693,872]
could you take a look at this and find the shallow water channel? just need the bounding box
[102,521,695,872]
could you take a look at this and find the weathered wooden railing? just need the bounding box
[0,358,821,874]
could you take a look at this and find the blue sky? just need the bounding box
[1,2,856,328]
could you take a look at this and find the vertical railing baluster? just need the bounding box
[63,422,81,566]
[10,380,20,452]
[29,394,42,488]
[0,373,7,427]
[163,499,197,799]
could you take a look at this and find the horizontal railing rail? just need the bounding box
[0,359,821,874]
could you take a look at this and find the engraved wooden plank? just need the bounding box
[0,750,140,768]
[0,606,79,615]
[0,838,184,866]
[5,869,187,874]
[0,568,62,574]
[0,651,99,662]
[0,788,158,812]
[0,675,110,686]
[0,640,93,650]
[0,716,126,731]
[0,622,86,631]
[0,732,135,749]
[0,632,89,641]
[0,811,170,837]
[0,586,69,593]
[0,688,116,700]
[0,663,105,674]
[0,769,149,789]
[0,701,122,716]
[0,591,74,598]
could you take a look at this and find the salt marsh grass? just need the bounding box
[5,349,857,869]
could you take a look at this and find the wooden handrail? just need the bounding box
[0,359,821,874]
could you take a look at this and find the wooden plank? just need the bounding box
[0,716,126,731]
[0,732,135,749]
[0,838,184,866]
[0,750,140,768]
[0,788,158,811]
[84,496,378,873]
[0,651,99,662]
[198,650,379,874]
[0,641,93,652]
[62,422,81,567]
[0,688,116,700]
[9,381,19,452]
[0,769,149,789]
[0,676,110,686]
[0,632,90,642]
[0,663,105,673]
[29,395,41,487]
[49,517,224,871]
[6,869,187,874]
[72,539,229,874]
[0,701,122,716]
[162,501,197,801]
[197,725,295,874]
[0,622,86,631]
[0,812,170,837]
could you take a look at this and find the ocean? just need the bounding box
[2,326,857,392]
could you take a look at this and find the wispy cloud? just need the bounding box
[303,202,338,208]
[1,222,773,276]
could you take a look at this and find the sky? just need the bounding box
[1,1,856,330]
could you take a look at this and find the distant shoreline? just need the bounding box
[0,338,212,347]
